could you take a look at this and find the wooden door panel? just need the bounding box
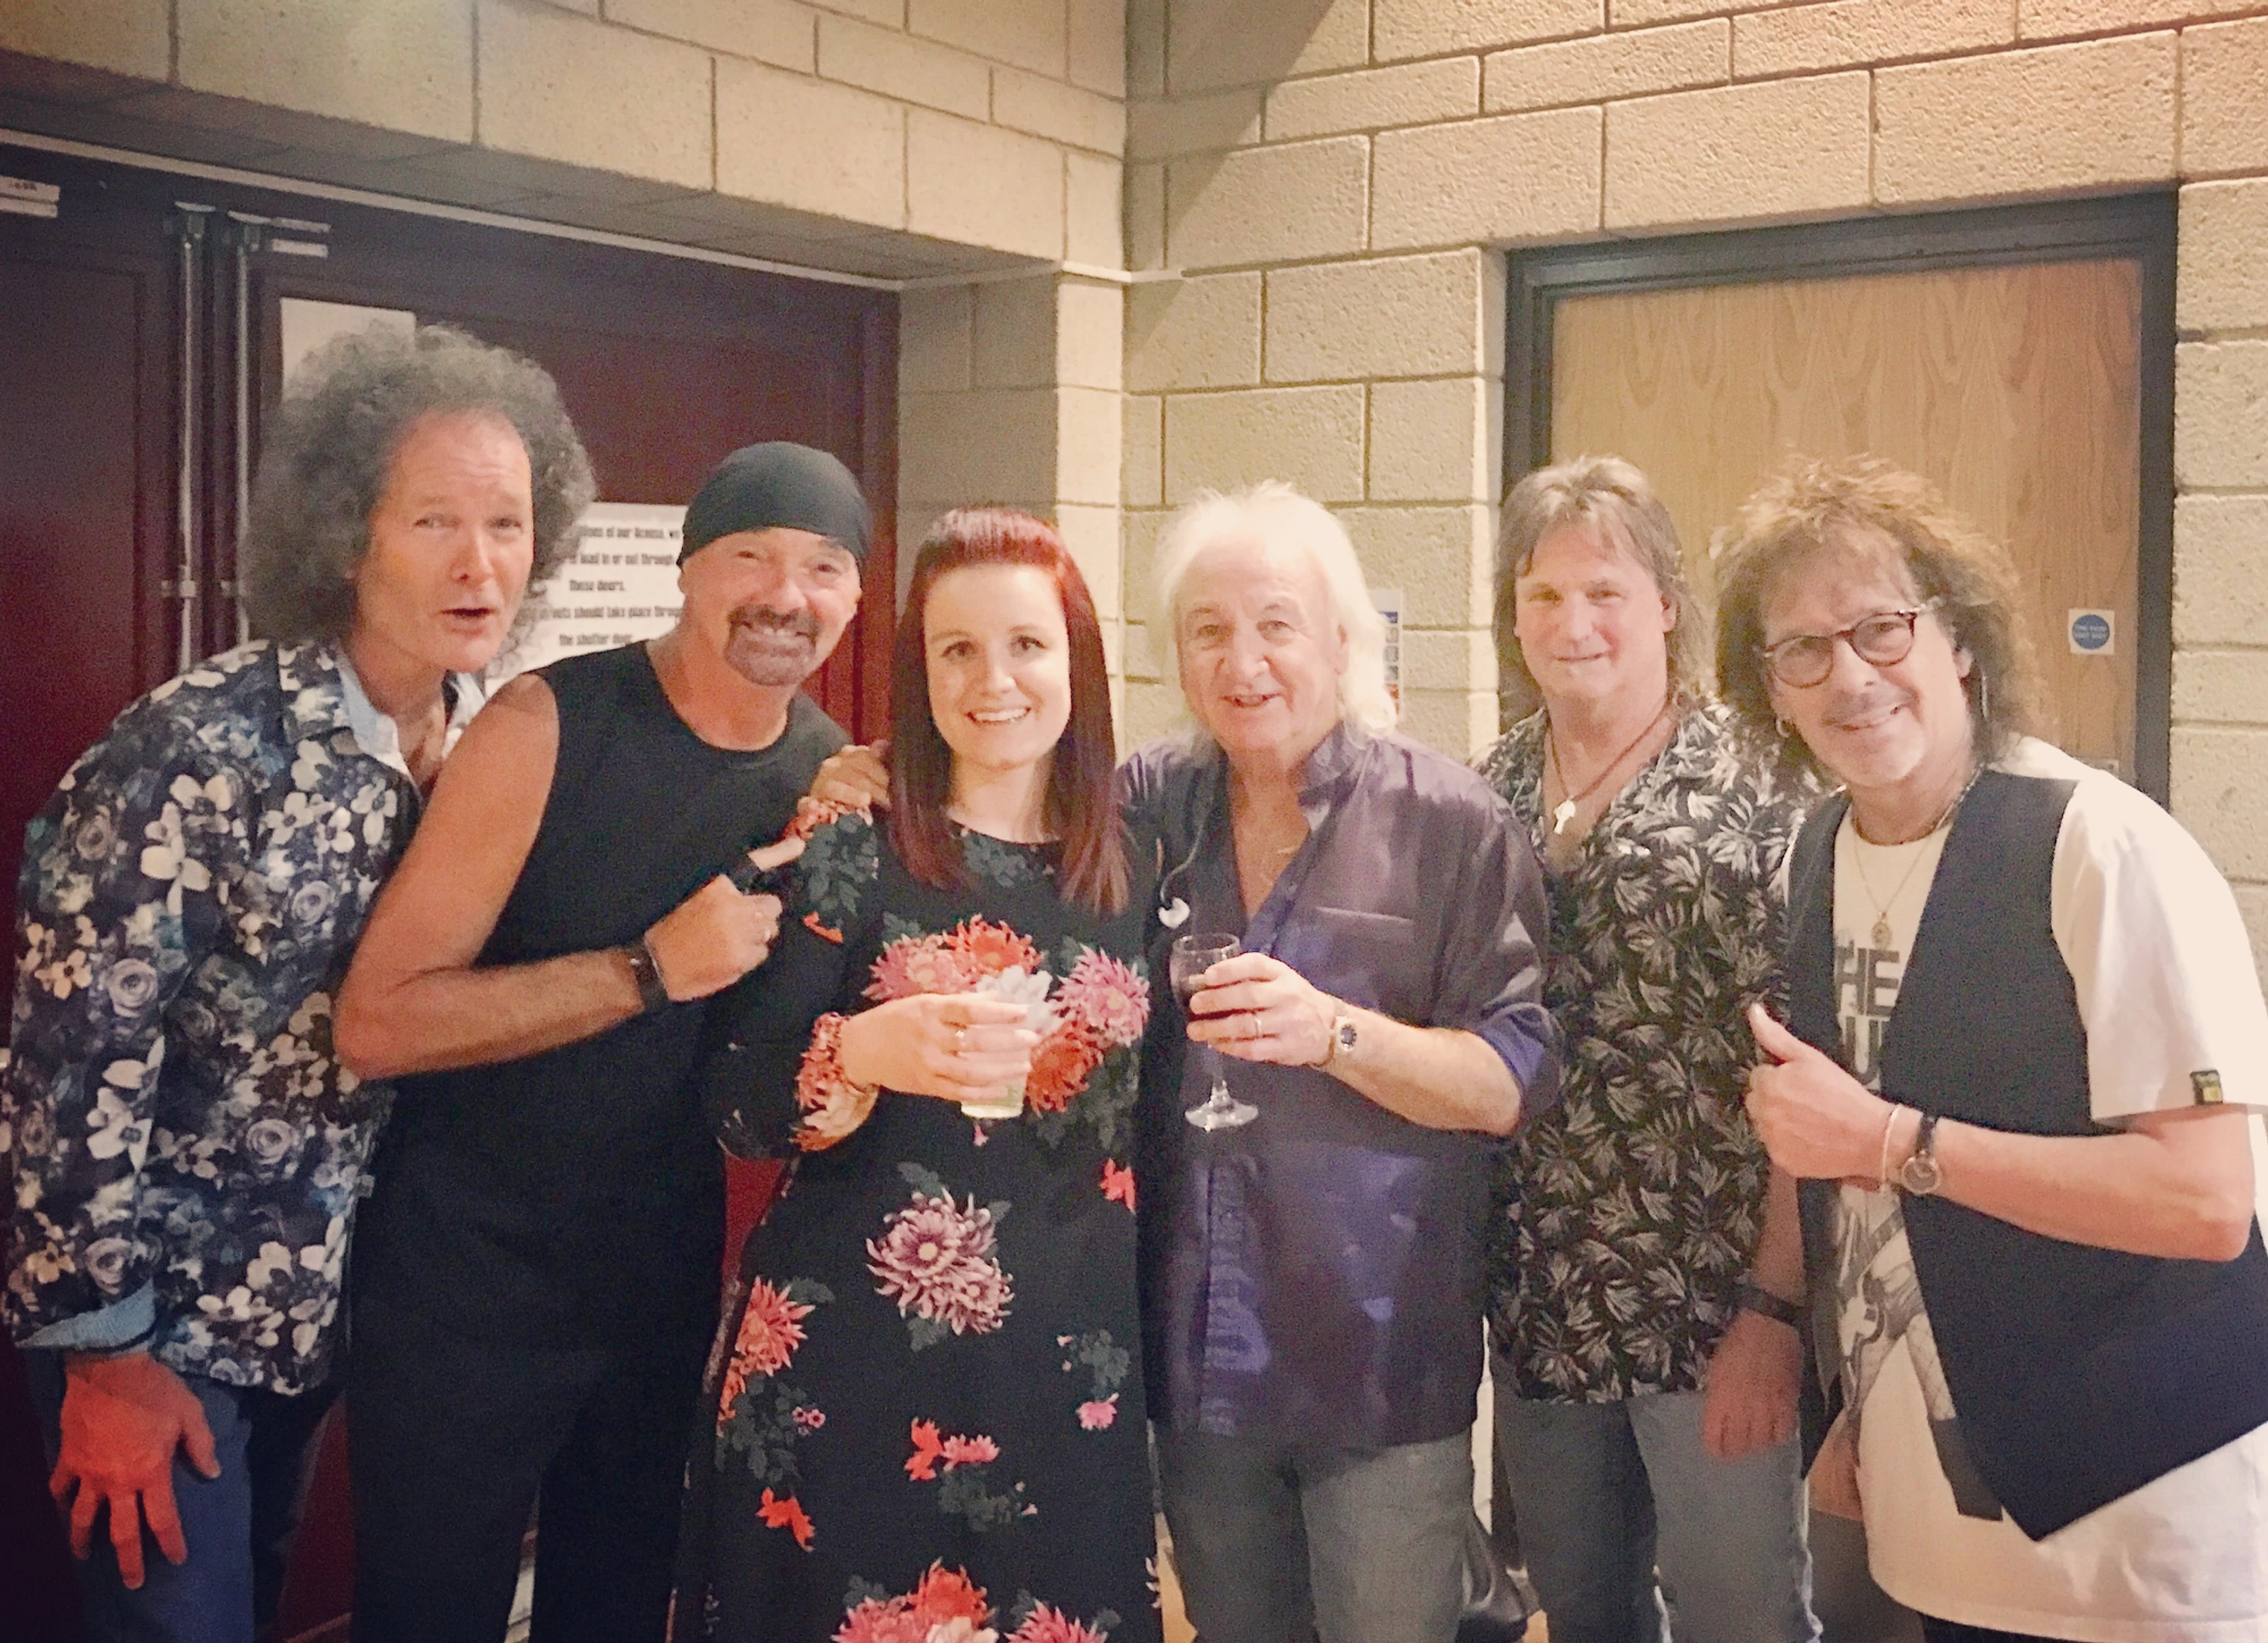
[0,181,179,1643]
[0,217,173,988]
[1550,258,2142,772]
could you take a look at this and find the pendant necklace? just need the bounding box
[1545,699,1672,836]
[1852,766,1982,948]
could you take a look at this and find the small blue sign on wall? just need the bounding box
[2068,609,2115,656]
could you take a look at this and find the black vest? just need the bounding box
[356,645,844,1346]
[1788,769,2268,1538]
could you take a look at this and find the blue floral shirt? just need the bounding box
[3,640,478,1393]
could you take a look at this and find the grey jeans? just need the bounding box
[1157,1425,1475,1643]
[1495,1382,1819,1643]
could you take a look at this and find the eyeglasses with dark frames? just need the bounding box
[1760,602,1942,689]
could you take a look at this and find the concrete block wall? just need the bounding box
[0,0,1125,276]
[900,273,1129,717]
[1124,0,2268,960]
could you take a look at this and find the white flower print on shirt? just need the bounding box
[2,641,439,1393]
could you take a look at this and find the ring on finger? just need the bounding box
[953,1024,968,1054]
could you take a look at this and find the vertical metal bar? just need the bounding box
[170,205,212,675]
[232,219,254,646]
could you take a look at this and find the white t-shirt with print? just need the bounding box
[1829,737,2268,1643]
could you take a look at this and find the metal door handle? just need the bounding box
[171,203,213,674]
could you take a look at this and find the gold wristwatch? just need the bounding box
[1898,1111,1945,1196]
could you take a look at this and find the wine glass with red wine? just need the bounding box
[1171,932,1257,1132]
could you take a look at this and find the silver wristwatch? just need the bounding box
[1320,1008,1359,1068]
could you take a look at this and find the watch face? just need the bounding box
[1901,1154,1942,1196]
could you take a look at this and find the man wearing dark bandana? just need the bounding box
[331,444,869,1643]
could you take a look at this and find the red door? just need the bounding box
[0,142,896,1642]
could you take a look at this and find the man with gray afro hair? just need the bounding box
[5,321,589,1642]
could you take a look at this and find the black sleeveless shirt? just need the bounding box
[354,644,845,1348]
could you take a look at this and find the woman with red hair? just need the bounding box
[674,508,1160,1642]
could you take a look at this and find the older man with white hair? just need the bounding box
[1126,481,1560,1643]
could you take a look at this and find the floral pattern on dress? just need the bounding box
[682,816,1159,1641]
[798,902,1147,1154]
[719,1276,831,1428]
[835,1565,1116,1643]
[838,1564,1114,1643]
[1057,1330,1130,1432]
[1475,703,1815,1401]
[2,641,442,1392]
[717,1274,836,1545]
[793,799,881,944]
[869,1164,1013,1348]
[902,1419,1031,1531]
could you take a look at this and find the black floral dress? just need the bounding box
[675,802,1160,1643]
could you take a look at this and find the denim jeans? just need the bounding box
[25,1350,337,1643]
[1495,1382,1817,1643]
[1157,1425,1474,1643]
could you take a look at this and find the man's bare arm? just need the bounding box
[334,676,794,1079]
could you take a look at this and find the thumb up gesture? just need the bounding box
[1745,1002,1896,1184]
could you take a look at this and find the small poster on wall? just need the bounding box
[489,501,687,683]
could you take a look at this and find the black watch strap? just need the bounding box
[1735,1280,1804,1329]
[624,939,672,1013]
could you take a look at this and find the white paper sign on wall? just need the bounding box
[278,298,414,387]
[489,501,687,683]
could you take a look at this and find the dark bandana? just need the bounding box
[679,442,871,564]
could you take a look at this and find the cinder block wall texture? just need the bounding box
[0,0,1127,274]
[1123,0,2268,955]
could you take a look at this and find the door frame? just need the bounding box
[1505,193,2178,801]
[0,139,900,741]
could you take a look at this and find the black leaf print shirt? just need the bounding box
[1476,702,1815,1402]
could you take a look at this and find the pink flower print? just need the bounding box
[941,1433,1000,1467]
[1007,1605,1109,1643]
[787,794,868,842]
[905,1419,1000,1481]
[717,1278,815,1426]
[1024,1020,1103,1114]
[834,1600,927,1643]
[910,1562,992,1625]
[792,1406,825,1431]
[867,1193,1012,1338]
[1076,1396,1119,1431]
[1055,949,1150,1049]
[947,917,1042,977]
[1099,1160,1135,1212]
[866,932,982,1002]
[830,1561,998,1643]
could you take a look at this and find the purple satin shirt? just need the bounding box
[1125,725,1559,1451]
